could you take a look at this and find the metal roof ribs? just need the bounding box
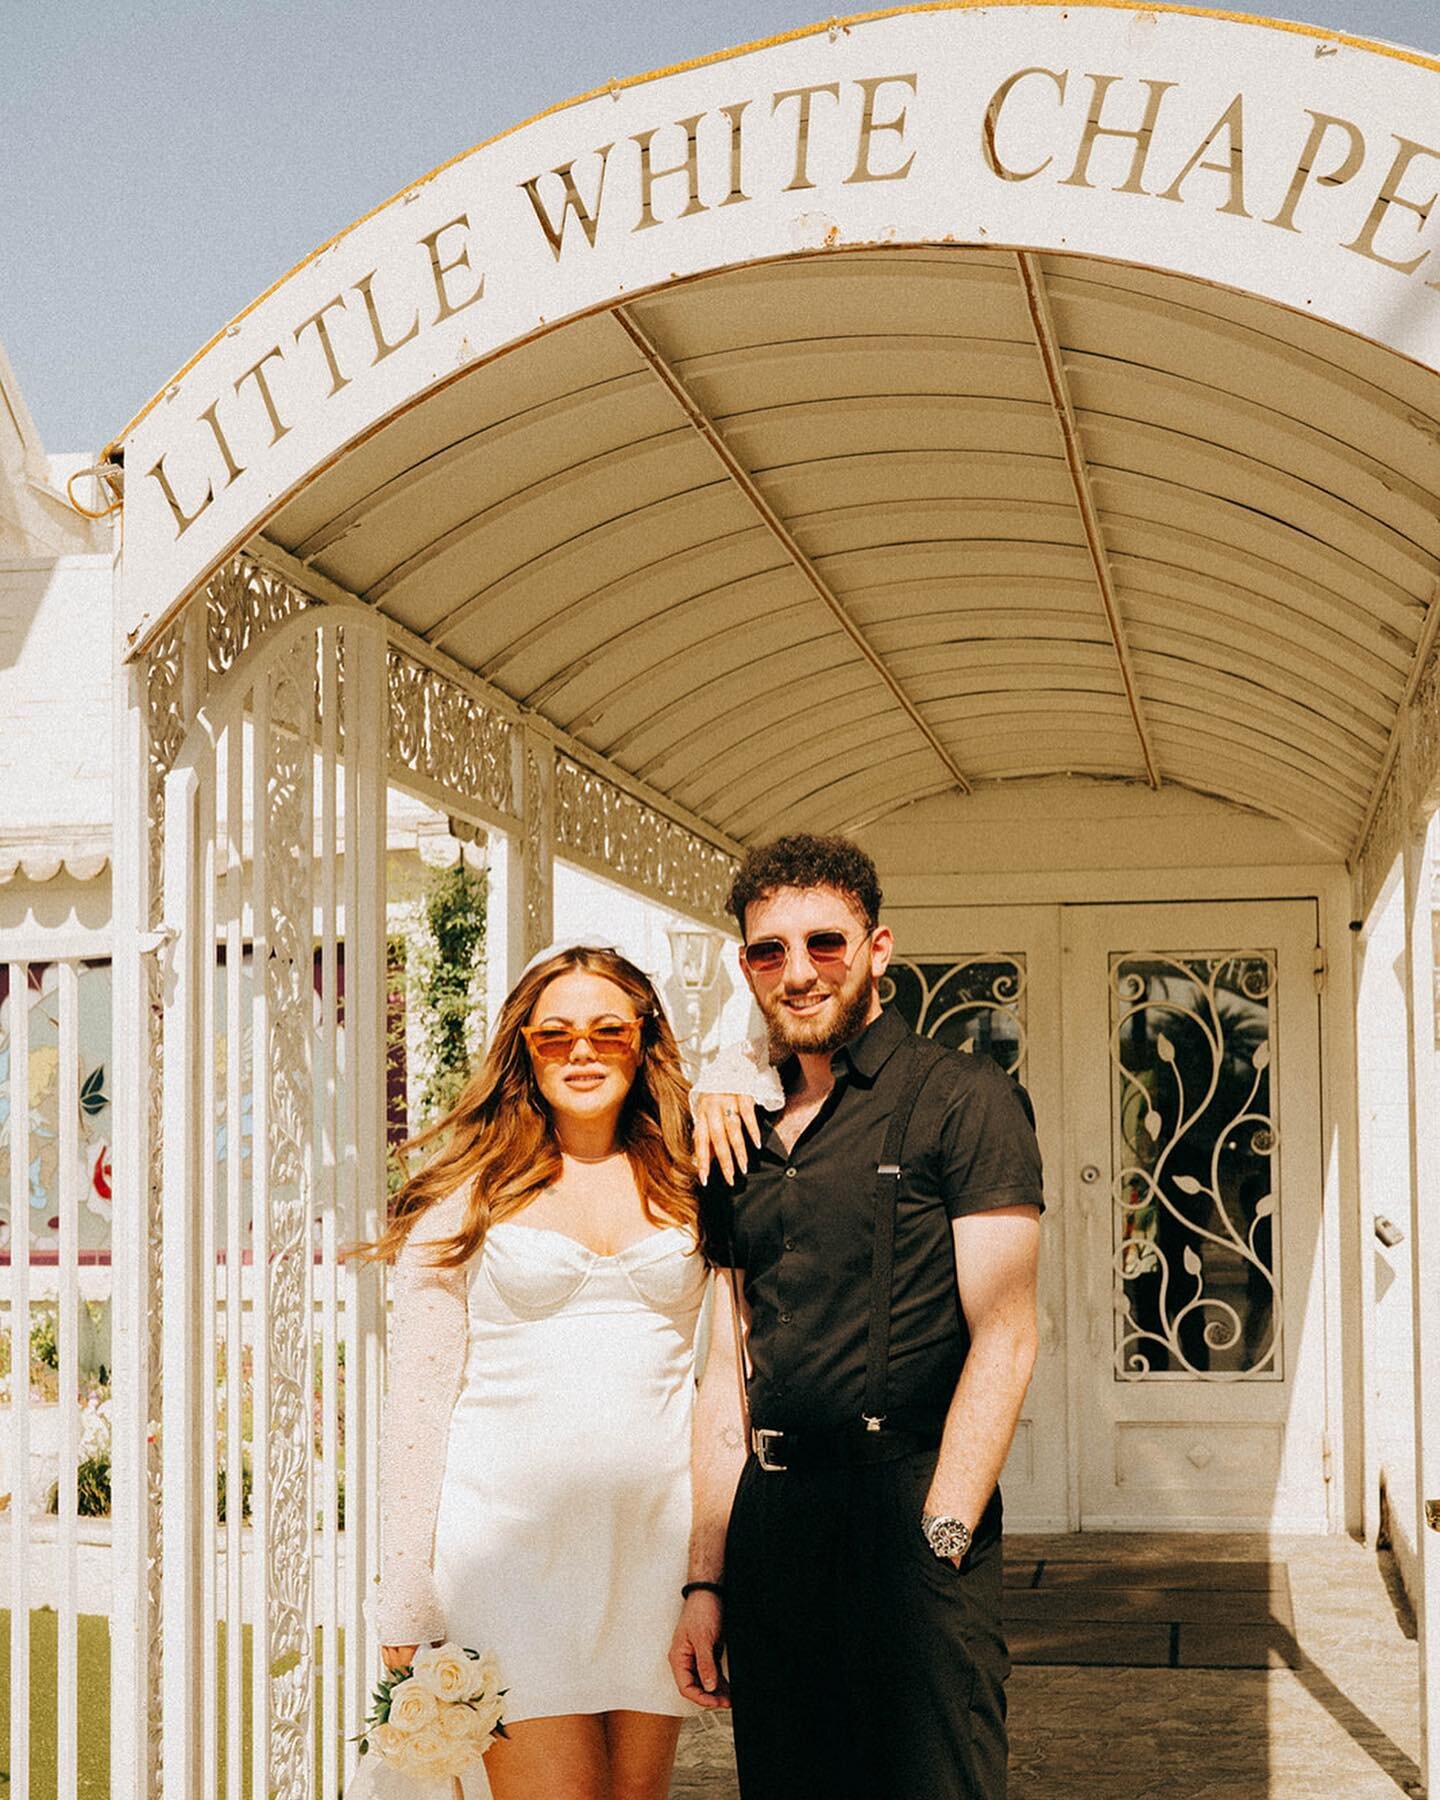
[1015,250,1162,790]
[611,302,974,798]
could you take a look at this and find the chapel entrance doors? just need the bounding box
[884,899,1329,1533]
[1062,900,1328,1532]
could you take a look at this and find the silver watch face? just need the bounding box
[922,1513,972,1560]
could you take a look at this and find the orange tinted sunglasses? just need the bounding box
[521,1018,644,1062]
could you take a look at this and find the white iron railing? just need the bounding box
[159,609,387,1800]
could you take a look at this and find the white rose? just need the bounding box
[439,1704,477,1742]
[386,1676,439,1734]
[404,1724,453,1778]
[368,1721,407,1764]
[412,1643,474,1704]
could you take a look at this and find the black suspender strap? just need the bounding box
[862,1040,949,1433]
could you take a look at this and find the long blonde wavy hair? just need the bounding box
[360,945,697,1268]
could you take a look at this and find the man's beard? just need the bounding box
[761,967,876,1058]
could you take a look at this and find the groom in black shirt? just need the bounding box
[670,833,1044,1800]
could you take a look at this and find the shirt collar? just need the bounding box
[831,1004,912,1084]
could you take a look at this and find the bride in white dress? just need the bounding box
[365,944,736,1800]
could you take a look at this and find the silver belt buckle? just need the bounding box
[752,1427,788,1472]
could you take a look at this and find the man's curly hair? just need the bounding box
[727,834,883,937]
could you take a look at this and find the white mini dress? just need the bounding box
[374,1189,708,1723]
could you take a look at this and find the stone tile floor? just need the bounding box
[668,1533,1424,1798]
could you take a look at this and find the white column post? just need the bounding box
[108,644,156,1798]
[1402,811,1440,1790]
[159,762,204,1799]
[485,728,555,1004]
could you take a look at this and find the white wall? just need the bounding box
[0,556,114,843]
[857,778,1339,902]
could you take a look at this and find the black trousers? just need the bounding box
[724,1448,1008,1800]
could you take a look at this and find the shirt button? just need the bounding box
[780,1310,793,1324]
[784,1237,797,1252]
[785,1167,798,1179]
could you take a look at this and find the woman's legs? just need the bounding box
[603,1710,683,1800]
[483,1711,682,1800]
[485,1715,609,1800]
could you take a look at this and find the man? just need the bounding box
[669,833,1043,1800]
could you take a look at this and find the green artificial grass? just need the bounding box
[0,1611,110,1798]
[0,1613,345,1798]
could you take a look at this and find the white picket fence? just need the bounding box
[3,957,91,1797]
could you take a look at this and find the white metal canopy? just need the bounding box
[112,2,1440,867]
[259,244,1440,856]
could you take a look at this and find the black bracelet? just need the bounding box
[681,1579,725,1601]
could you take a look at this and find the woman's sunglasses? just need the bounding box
[739,928,873,975]
[521,1019,644,1062]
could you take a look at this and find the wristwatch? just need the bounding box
[921,1511,973,1562]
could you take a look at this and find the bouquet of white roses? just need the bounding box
[348,1643,506,1799]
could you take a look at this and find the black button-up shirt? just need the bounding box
[701,1007,1045,1435]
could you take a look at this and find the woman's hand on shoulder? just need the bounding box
[693,1091,760,1185]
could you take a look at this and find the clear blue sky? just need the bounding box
[3,0,1436,452]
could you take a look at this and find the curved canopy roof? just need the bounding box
[262,244,1440,855]
[116,4,1440,862]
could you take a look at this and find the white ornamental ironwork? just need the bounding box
[386,646,517,825]
[151,607,386,1798]
[1108,953,1281,1385]
[553,753,735,926]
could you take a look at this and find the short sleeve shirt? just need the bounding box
[700,1006,1045,1435]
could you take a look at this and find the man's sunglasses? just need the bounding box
[739,928,873,975]
[521,1019,644,1062]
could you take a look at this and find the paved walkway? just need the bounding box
[668,1532,1424,1799]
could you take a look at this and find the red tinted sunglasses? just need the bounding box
[740,928,873,975]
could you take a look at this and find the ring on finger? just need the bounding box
[724,1106,738,1117]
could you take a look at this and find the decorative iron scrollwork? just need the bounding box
[386,647,516,822]
[880,956,1027,1077]
[1109,952,1280,1384]
[552,755,735,924]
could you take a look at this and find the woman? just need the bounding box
[365,945,719,1800]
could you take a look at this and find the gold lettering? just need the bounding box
[1158,94,1250,217]
[147,450,213,538]
[233,345,290,446]
[719,101,751,207]
[845,73,917,184]
[1344,134,1440,275]
[293,295,351,396]
[352,269,420,364]
[420,213,486,321]
[1059,73,1177,195]
[983,67,1068,182]
[520,148,613,259]
[632,114,709,231]
[197,399,245,485]
[772,82,841,192]
[1265,111,1366,234]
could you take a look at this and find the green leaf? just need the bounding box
[80,1066,109,1116]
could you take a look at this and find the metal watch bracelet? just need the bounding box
[920,1512,972,1561]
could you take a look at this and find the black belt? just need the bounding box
[750,1423,940,1473]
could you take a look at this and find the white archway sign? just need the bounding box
[116,1,1440,649]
